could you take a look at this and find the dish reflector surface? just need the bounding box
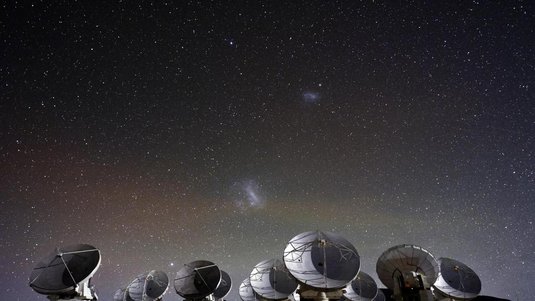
[127,270,169,301]
[283,231,360,289]
[29,244,101,295]
[127,274,145,301]
[125,290,135,301]
[239,278,257,301]
[145,270,169,300]
[433,257,481,300]
[174,260,221,299]
[376,244,438,290]
[250,258,298,300]
[213,270,232,299]
[371,290,385,301]
[343,271,378,301]
[113,288,126,301]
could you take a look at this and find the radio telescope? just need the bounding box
[126,270,169,301]
[29,244,101,301]
[239,278,259,301]
[342,271,378,301]
[174,260,221,300]
[249,258,298,300]
[113,288,127,301]
[432,257,481,300]
[283,231,360,301]
[213,270,232,300]
[376,244,439,301]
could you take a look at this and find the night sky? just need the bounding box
[1,1,534,301]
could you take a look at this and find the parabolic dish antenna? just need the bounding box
[249,258,298,300]
[127,270,169,301]
[432,257,481,300]
[113,288,126,301]
[371,290,385,301]
[239,278,258,301]
[342,271,378,301]
[29,244,101,298]
[125,290,135,301]
[376,244,439,291]
[283,231,360,289]
[174,260,221,299]
[213,270,232,300]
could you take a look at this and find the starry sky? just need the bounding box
[1,1,534,301]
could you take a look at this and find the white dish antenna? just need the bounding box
[29,244,101,300]
[342,271,378,301]
[174,260,221,300]
[213,270,232,300]
[113,288,126,301]
[239,277,258,301]
[127,270,169,301]
[283,231,360,289]
[376,244,439,290]
[432,257,481,300]
[125,290,135,301]
[250,258,298,300]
